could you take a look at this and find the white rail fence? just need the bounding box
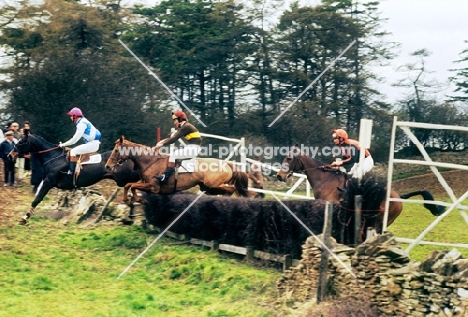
[175,131,312,200]
[385,117,468,252]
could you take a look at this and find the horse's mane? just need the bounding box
[121,138,168,158]
[342,173,387,213]
[30,133,58,148]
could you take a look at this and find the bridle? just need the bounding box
[13,135,64,166]
[282,147,306,178]
[107,145,127,171]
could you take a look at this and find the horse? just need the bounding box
[276,145,446,232]
[104,136,250,204]
[9,130,140,225]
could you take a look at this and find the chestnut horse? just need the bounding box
[105,136,249,204]
[276,146,445,230]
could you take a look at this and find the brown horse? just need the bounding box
[105,136,250,204]
[276,146,445,230]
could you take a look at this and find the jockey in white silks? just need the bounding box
[59,107,101,175]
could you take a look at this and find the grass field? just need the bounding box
[2,173,468,317]
[0,219,280,317]
[390,201,468,261]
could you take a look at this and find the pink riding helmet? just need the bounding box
[67,107,83,117]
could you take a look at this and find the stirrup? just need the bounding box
[154,174,167,182]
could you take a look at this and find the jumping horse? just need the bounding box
[276,145,446,231]
[9,130,140,225]
[104,136,250,205]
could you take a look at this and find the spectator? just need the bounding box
[7,122,25,180]
[8,122,21,140]
[249,156,265,199]
[21,122,31,174]
[0,130,17,186]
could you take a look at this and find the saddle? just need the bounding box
[66,152,101,186]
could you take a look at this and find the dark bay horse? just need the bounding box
[9,131,140,224]
[276,146,445,230]
[104,136,250,204]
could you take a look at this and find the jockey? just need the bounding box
[330,128,374,178]
[153,110,202,183]
[59,107,101,176]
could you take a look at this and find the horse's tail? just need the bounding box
[231,170,250,197]
[399,190,446,216]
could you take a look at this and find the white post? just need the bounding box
[383,116,398,232]
[358,119,373,181]
[240,137,246,172]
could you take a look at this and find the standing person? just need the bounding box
[153,110,202,183]
[21,121,31,174]
[249,156,265,198]
[58,107,101,176]
[7,122,25,181]
[8,122,21,140]
[0,130,17,186]
[330,128,374,178]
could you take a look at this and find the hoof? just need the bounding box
[18,218,27,225]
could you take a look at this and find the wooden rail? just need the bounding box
[152,226,300,270]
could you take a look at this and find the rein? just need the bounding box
[37,146,61,153]
[17,137,65,166]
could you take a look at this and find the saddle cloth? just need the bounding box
[79,154,102,165]
[177,158,230,174]
[178,158,197,173]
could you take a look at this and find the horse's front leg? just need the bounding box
[129,182,154,205]
[122,183,133,206]
[19,180,51,225]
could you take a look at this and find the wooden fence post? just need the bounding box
[210,240,219,251]
[354,195,362,246]
[317,201,333,303]
[283,255,292,271]
[246,246,254,261]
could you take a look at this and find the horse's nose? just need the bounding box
[276,174,284,182]
[105,165,112,172]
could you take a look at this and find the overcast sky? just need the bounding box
[374,0,468,102]
[3,0,468,103]
[123,0,468,103]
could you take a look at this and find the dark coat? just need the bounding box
[0,139,15,161]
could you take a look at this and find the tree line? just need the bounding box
[0,0,467,162]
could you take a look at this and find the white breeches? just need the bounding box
[349,156,374,178]
[169,144,201,163]
[70,140,100,156]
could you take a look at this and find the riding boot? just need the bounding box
[68,161,77,176]
[61,156,77,176]
[154,167,175,183]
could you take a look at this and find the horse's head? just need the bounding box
[105,135,132,171]
[9,130,32,159]
[276,145,305,182]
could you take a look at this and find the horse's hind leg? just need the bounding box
[130,187,142,204]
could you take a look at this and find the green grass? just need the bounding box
[390,201,468,261]
[0,221,280,317]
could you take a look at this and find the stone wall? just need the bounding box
[36,188,145,227]
[277,232,468,317]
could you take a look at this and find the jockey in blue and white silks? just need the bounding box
[59,107,101,175]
